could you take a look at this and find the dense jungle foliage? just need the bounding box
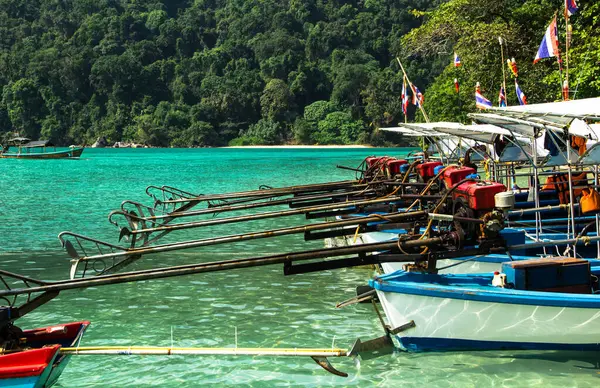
[0,0,597,147]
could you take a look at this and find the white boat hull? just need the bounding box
[325,231,507,274]
[376,289,600,351]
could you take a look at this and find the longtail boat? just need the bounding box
[0,138,84,159]
[370,258,600,352]
[0,321,89,388]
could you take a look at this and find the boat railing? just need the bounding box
[58,231,136,278]
[145,185,201,212]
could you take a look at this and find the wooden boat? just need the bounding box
[0,321,89,387]
[370,258,600,352]
[0,138,84,159]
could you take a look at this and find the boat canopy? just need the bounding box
[469,113,540,137]
[432,124,530,144]
[381,122,459,137]
[492,97,600,123]
[6,137,31,144]
[5,138,55,148]
[475,98,600,140]
[20,140,54,148]
[379,126,431,137]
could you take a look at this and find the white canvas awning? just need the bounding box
[491,97,600,121]
[481,98,600,138]
[381,122,461,137]
[469,113,540,137]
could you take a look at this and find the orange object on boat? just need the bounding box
[580,188,600,214]
[541,172,588,204]
[570,135,587,156]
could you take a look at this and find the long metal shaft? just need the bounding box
[509,234,600,251]
[119,189,380,223]
[508,204,572,216]
[127,195,439,236]
[158,180,364,205]
[79,211,429,262]
[1,240,405,296]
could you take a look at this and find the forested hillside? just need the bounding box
[0,0,597,147]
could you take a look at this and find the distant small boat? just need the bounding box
[0,321,89,387]
[0,138,84,159]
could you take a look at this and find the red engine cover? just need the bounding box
[453,181,507,210]
[417,161,443,179]
[365,156,387,168]
[386,159,408,175]
[443,166,476,188]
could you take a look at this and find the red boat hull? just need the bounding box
[0,321,90,388]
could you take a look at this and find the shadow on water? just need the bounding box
[403,349,600,375]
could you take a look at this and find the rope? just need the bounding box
[403,164,457,214]
[578,236,591,246]
[352,213,395,243]
[484,159,491,180]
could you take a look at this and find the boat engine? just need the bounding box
[441,166,476,189]
[385,158,408,178]
[416,161,443,182]
[450,181,509,241]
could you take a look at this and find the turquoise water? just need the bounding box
[1,148,599,387]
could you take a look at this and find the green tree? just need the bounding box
[316,111,364,144]
[260,78,292,122]
[245,118,282,144]
[2,78,46,138]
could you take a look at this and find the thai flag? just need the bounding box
[454,52,461,67]
[565,0,578,17]
[412,85,424,107]
[498,86,507,107]
[454,78,459,93]
[475,83,492,109]
[534,16,560,64]
[401,79,408,115]
[515,80,527,105]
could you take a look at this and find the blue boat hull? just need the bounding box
[372,268,600,352]
[397,337,600,352]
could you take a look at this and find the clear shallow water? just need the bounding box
[0,147,599,387]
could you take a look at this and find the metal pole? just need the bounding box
[565,10,570,100]
[125,195,437,237]
[499,37,508,103]
[110,188,378,226]
[1,239,422,297]
[159,180,362,205]
[595,165,600,258]
[71,211,430,264]
[531,132,541,241]
[396,57,430,123]
[566,129,577,256]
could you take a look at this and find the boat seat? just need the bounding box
[504,257,588,269]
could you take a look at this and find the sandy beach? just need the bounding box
[223,144,374,149]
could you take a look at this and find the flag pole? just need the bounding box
[552,12,565,99]
[404,76,408,124]
[498,37,508,104]
[456,76,462,115]
[564,7,571,100]
[396,57,430,123]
